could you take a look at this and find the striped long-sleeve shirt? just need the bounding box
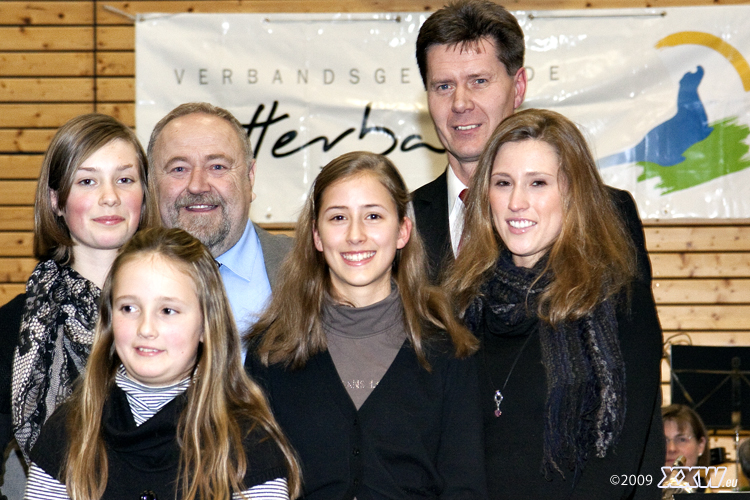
[24,368,288,499]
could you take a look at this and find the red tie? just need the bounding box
[457,188,468,253]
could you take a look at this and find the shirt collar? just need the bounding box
[447,165,468,213]
[215,220,258,281]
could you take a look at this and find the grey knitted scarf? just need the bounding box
[465,251,626,478]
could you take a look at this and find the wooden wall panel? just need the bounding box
[0,78,94,102]
[0,156,42,180]
[0,53,93,77]
[98,52,134,76]
[0,258,38,282]
[0,2,93,25]
[0,233,33,258]
[0,208,34,231]
[0,181,36,206]
[653,279,750,304]
[96,78,134,102]
[0,104,95,128]
[0,27,93,50]
[645,226,750,251]
[0,130,56,153]
[651,253,750,278]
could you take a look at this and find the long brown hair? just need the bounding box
[35,113,159,264]
[249,151,477,370]
[447,108,636,325]
[63,227,300,500]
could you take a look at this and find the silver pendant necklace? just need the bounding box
[485,330,535,417]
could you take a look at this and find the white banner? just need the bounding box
[136,7,750,220]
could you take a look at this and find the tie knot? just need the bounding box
[459,188,469,203]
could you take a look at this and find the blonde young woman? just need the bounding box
[246,151,486,499]
[25,227,300,500]
[446,109,664,499]
[9,114,158,462]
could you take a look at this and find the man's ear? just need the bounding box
[248,158,257,202]
[513,67,528,110]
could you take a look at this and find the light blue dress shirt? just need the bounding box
[216,221,272,361]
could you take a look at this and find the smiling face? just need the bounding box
[426,38,526,184]
[55,139,143,260]
[152,113,254,257]
[112,253,204,387]
[489,140,565,268]
[313,173,411,308]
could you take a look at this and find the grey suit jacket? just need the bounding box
[254,222,293,291]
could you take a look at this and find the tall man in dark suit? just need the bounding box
[148,103,292,340]
[413,0,651,283]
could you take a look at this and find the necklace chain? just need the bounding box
[483,330,535,417]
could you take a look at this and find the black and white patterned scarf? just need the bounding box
[465,251,626,478]
[11,260,99,461]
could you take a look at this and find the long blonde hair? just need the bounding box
[447,109,636,325]
[249,151,478,370]
[63,227,300,499]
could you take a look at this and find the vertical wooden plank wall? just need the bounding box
[1,0,749,450]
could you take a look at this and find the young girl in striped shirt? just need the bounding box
[25,227,300,500]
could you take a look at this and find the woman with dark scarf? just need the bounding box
[445,109,665,499]
[8,114,158,463]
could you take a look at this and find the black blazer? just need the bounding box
[411,169,653,284]
[411,171,451,284]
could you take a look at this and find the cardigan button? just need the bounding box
[352,447,360,456]
[139,491,158,500]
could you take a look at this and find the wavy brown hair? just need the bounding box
[34,113,159,264]
[249,151,478,370]
[63,227,300,500]
[446,109,636,325]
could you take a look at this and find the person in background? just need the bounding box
[25,227,300,500]
[412,0,651,286]
[446,109,664,499]
[662,403,709,491]
[148,102,292,336]
[246,151,486,498]
[10,114,158,465]
[739,437,750,487]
